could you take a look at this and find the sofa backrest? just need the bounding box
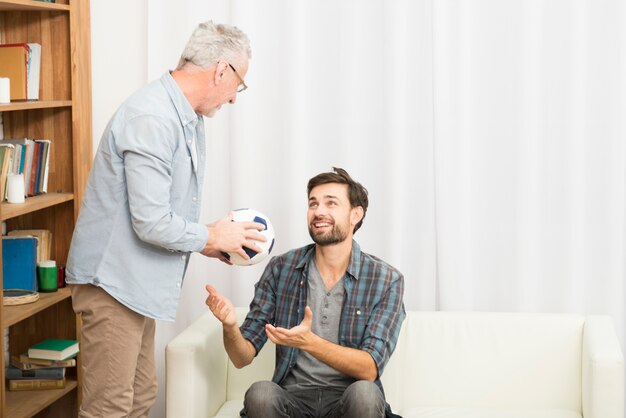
[381,311,584,412]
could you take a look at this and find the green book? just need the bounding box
[28,339,79,361]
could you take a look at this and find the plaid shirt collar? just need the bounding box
[294,240,363,281]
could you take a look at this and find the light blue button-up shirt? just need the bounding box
[66,72,208,321]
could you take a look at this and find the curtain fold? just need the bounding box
[144,1,626,416]
[148,0,626,351]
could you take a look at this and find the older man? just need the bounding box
[67,21,265,418]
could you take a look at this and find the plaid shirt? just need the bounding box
[240,240,406,391]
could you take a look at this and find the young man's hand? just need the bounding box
[265,306,315,350]
[205,284,237,327]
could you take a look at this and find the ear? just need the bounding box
[350,206,364,227]
[212,61,229,86]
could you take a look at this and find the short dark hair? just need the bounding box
[307,167,369,233]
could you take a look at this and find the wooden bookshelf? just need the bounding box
[0,1,92,417]
[3,287,71,327]
[0,0,69,12]
[0,100,72,112]
[0,192,74,220]
[6,379,77,418]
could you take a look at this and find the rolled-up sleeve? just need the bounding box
[359,270,406,377]
[240,259,278,354]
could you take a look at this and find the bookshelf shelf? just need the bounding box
[0,0,69,12]
[0,0,91,416]
[3,287,71,327]
[0,192,74,221]
[0,100,73,112]
[6,379,77,418]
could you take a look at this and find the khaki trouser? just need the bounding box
[71,284,157,418]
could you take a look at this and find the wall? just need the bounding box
[91,0,148,156]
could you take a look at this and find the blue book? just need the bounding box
[2,236,37,291]
[33,141,44,195]
[5,365,65,380]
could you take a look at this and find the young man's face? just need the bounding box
[307,183,361,246]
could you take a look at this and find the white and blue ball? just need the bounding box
[224,208,275,266]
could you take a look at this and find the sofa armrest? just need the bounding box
[582,315,625,418]
[166,311,228,418]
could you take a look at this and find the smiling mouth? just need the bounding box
[312,219,333,230]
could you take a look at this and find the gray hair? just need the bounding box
[177,21,251,70]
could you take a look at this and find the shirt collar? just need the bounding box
[345,240,362,280]
[161,71,201,127]
[296,240,362,281]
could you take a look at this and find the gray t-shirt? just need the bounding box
[283,259,355,389]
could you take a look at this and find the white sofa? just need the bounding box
[166,308,624,418]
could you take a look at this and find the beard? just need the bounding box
[308,217,349,246]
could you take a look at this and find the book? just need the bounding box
[8,229,52,263]
[0,43,41,101]
[0,44,28,101]
[28,140,40,196]
[35,139,50,193]
[26,43,41,100]
[11,143,21,174]
[8,378,66,391]
[1,138,35,194]
[28,339,79,361]
[0,144,15,202]
[5,364,65,379]
[33,139,43,193]
[12,354,76,370]
[1,236,37,291]
[0,143,14,200]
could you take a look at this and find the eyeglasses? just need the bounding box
[227,63,248,93]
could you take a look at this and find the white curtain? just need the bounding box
[143,1,626,417]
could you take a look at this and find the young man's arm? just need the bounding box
[205,284,256,368]
[265,268,405,382]
[265,306,377,381]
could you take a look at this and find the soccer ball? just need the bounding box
[223,208,275,266]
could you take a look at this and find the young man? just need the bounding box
[206,167,405,418]
[66,21,265,418]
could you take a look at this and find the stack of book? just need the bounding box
[0,43,41,101]
[0,138,51,200]
[7,339,79,391]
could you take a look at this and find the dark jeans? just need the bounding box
[241,380,386,418]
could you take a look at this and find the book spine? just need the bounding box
[8,378,66,391]
[17,354,76,368]
[5,366,65,379]
[33,140,43,194]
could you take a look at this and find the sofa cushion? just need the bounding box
[213,400,243,417]
[398,407,581,418]
[382,312,584,412]
[211,402,582,418]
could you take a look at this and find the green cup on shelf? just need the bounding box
[37,260,58,293]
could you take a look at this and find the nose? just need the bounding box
[314,205,327,216]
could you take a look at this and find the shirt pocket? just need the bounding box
[342,304,369,348]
